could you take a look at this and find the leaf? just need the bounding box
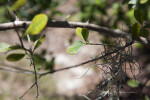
[82,28,89,42]
[135,43,144,49]
[9,45,22,50]
[66,15,70,19]
[24,14,48,36]
[131,23,140,39]
[33,34,46,51]
[140,0,148,4]
[11,0,26,11]
[6,53,25,61]
[134,9,143,24]
[0,43,11,52]
[31,54,46,70]
[127,79,140,88]
[140,28,149,37]
[67,40,84,55]
[143,94,150,100]
[76,27,89,42]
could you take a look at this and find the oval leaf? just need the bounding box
[12,0,26,11]
[82,28,89,42]
[6,54,25,61]
[140,28,149,37]
[76,27,84,40]
[134,9,143,24]
[131,23,140,39]
[67,40,84,55]
[127,79,140,88]
[9,45,22,51]
[76,27,89,42]
[140,0,148,4]
[33,34,46,51]
[0,43,11,52]
[24,14,48,36]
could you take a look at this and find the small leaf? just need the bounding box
[12,0,26,11]
[134,9,143,24]
[135,43,144,49]
[9,45,22,50]
[67,40,84,55]
[82,28,89,42]
[66,15,70,19]
[143,94,150,100]
[31,54,46,70]
[76,27,84,40]
[140,28,149,37]
[127,79,140,88]
[6,53,25,61]
[33,34,46,51]
[24,14,48,36]
[140,0,148,4]
[131,23,140,39]
[0,43,11,52]
[76,27,89,42]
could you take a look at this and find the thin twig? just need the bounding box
[0,67,34,74]
[0,63,43,75]
[32,61,39,98]
[19,82,36,100]
[0,21,148,45]
[0,20,129,38]
[39,41,134,77]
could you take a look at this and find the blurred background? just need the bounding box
[0,0,150,100]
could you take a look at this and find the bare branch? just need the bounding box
[0,67,34,74]
[0,20,149,45]
[0,63,41,75]
[0,20,129,38]
[39,41,134,77]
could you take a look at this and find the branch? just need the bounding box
[0,67,34,74]
[39,41,134,77]
[0,20,129,38]
[0,63,41,75]
[0,20,149,45]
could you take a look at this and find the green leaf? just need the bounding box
[6,54,25,61]
[0,43,11,52]
[9,45,22,50]
[76,27,89,42]
[31,54,46,70]
[140,0,148,4]
[127,79,140,88]
[143,94,150,100]
[82,28,89,42]
[33,34,46,51]
[135,43,144,49]
[131,23,140,39]
[24,14,48,36]
[12,0,26,11]
[67,40,84,55]
[134,9,143,24]
[66,15,70,19]
[140,28,149,37]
